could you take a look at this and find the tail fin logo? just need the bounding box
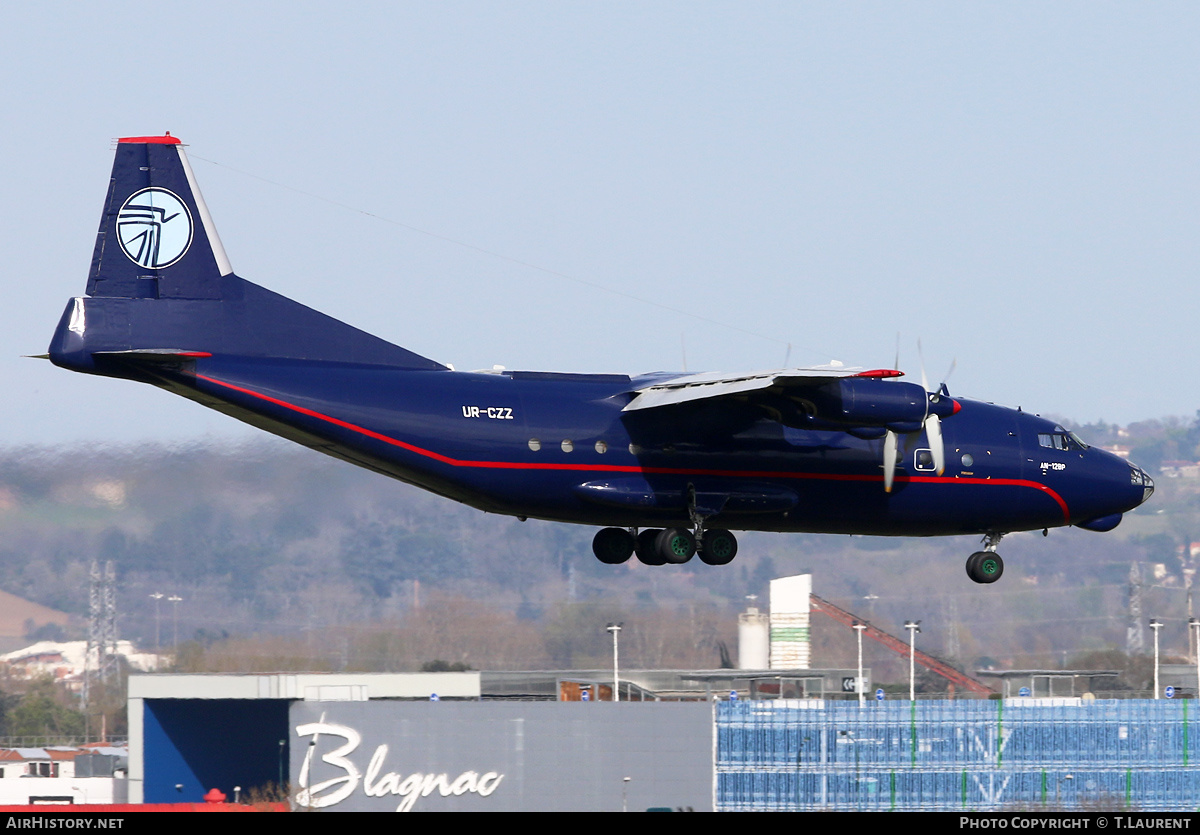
[116,187,193,269]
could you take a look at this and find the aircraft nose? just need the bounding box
[1130,464,1154,507]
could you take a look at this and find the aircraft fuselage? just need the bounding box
[75,349,1148,538]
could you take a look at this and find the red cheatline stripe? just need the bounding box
[194,373,1071,522]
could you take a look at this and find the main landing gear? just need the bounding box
[591,526,739,567]
[965,533,1005,584]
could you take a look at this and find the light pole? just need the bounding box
[149,592,164,651]
[904,620,921,702]
[839,730,861,810]
[852,621,866,707]
[1150,619,1163,699]
[1056,773,1074,809]
[1191,618,1200,699]
[606,623,622,702]
[168,595,183,648]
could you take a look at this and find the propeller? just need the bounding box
[882,342,956,492]
[883,429,899,493]
[882,333,902,492]
[918,342,945,478]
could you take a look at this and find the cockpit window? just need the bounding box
[1038,429,1088,452]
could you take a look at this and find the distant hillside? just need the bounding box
[0,589,72,653]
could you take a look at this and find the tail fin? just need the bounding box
[51,135,444,373]
[88,134,232,300]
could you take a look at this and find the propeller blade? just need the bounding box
[883,430,898,493]
[927,413,945,475]
[918,339,930,403]
[917,338,937,419]
[942,358,957,391]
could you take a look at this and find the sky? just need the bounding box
[3,2,1199,446]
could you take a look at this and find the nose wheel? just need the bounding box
[965,533,1005,584]
[966,551,1004,583]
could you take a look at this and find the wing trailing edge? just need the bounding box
[623,366,902,412]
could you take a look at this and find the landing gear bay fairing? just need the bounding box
[48,137,1154,583]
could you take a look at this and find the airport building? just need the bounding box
[128,672,1200,812]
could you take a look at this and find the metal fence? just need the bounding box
[716,699,1200,811]
[0,736,128,749]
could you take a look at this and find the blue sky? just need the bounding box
[4,3,1198,444]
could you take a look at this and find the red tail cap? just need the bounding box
[118,133,181,144]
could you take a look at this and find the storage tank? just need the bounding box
[737,597,769,669]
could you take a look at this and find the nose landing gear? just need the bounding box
[965,533,1005,584]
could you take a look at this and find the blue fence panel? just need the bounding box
[716,699,1200,811]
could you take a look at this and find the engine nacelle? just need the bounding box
[803,378,959,430]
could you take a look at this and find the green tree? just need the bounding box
[8,677,85,743]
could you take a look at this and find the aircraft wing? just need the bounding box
[622,365,901,412]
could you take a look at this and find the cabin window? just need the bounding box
[914,449,935,471]
[528,438,541,452]
[961,453,975,468]
[594,441,608,454]
[629,444,643,455]
[561,440,574,453]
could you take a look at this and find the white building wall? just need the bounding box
[769,574,812,669]
[0,777,127,805]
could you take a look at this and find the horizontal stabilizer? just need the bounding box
[93,349,213,362]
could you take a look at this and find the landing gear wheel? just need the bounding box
[965,551,982,579]
[966,551,1004,584]
[699,529,738,565]
[656,528,696,564]
[592,528,634,565]
[636,529,666,565]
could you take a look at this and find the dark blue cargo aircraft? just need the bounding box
[47,136,1155,583]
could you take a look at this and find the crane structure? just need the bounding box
[809,593,994,697]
